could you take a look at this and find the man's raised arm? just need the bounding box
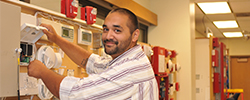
[40,23,91,68]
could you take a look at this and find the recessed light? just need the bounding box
[213,21,238,28]
[197,2,231,14]
[223,32,243,38]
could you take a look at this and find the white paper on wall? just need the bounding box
[158,55,166,72]
[19,73,38,95]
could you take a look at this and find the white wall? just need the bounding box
[220,38,250,56]
[146,0,196,100]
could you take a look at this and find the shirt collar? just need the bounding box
[108,44,142,66]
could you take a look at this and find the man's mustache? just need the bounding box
[103,39,118,45]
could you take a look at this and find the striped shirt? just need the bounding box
[59,44,159,100]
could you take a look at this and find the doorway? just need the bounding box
[230,56,250,100]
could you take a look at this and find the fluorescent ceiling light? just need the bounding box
[223,32,243,38]
[197,2,231,14]
[213,20,238,28]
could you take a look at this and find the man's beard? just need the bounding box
[103,36,132,55]
[103,39,119,55]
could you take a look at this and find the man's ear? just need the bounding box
[132,29,140,42]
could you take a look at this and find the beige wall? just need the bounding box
[136,0,196,100]
[134,0,250,100]
[133,0,151,11]
[220,38,250,56]
[196,30,206,38]
[30,0,61,12]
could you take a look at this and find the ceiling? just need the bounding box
[195,0,250,38]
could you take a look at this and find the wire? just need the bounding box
[35,11,103,33]
[15,48,22,100]
[30,43,37,61]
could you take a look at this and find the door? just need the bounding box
[230,57,250,100]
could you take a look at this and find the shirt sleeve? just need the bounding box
[85,53,112,74]
[59,76,80,99]
[59,72,135,100]
[59,54,113,99]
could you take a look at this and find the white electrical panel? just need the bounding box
[78,28,92,45]
[0,1,20,97]
[20,23,46,43]
[20,23,46,66]
[61,24,74,42]
[20,13,39,66]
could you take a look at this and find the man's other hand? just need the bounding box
[27,60,49,79]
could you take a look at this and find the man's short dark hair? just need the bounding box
[109,8,139,34]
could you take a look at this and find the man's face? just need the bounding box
[102,12,133,58]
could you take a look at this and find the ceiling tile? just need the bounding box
[230,1,250,13]
[237,17,250,32]
[219,28,241,32]
[206,14,235,21]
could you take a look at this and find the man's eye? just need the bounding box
[114,29,121,33]
[103,28,109,32]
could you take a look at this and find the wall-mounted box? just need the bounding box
[213,73,220,93]
[78,28,92,45]
[213,37,219,48]
[151,46,166,74]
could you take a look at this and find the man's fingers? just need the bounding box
[42,29,49,34]
[40,23,48,27]
[40,23,51,32]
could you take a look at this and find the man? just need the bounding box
[28,8,159,100]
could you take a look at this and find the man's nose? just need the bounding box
[105,30,114,40]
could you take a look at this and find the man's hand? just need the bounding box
[28,60,65,98]
[27,60,49,79]
[40,23,59,43]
